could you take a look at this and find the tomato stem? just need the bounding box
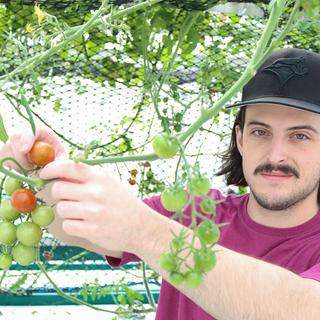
[0,157,53,188]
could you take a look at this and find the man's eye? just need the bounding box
[252,130,266,136]
[294,133,308,140]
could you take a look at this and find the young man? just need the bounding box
[2,47,320,319]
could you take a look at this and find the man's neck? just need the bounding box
[247,194,319,228]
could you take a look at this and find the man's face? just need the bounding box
[236,104,320,211]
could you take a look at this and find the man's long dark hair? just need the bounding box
[216,107,247,187]
[216,107,320,205]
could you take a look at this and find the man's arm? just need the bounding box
[48,215,123,258]
[135,209,320,320]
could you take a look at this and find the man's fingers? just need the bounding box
[39,159,92,183]
[51,180,86,201]
[55,201,99,220]
[9,131,35,169]
[62,219,93,239]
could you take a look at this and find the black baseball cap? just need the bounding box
[227,48,320,114]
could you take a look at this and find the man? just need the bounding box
[2,47,320,319]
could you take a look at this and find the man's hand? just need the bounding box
[39,159,150,254]
[0,127,66,171]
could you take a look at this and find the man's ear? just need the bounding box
[235,125,243,156]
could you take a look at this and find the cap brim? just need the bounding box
[227,97,320,114]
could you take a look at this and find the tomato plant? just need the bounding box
[0,221,17,245]
[161,186,188,212]
[11,189,37,213]
[152,133,179,159]
[0,253,13,270]
[0,199,20,221]
[4,177,22,195]
[28,141,55,167]
[31,205,55,227]
[197,220,220,245]
[16,222,43,246]
[12,243,36,266]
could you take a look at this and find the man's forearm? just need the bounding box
[133,208,320,320]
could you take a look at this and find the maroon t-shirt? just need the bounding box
[107,189,320,319]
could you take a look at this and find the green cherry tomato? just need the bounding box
[194,248,217,272]
[197,220,220,245]
[12,243,36,266]
[31,205,55,227]
[169,272,184,286]
[189,175,211,197]
[0,253,13,270]
[159,251,178,272]
[171,236,184,251]
[4,177,22,195]
[185,271,203,288]
[0,199,20,221]
[161,186,188,212]
[152,133,179,159]
[0,221,17,245]
[200,198,216,215]
[16,222,42,247]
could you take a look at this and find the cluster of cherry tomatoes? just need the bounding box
[0,142,55,270]
[153,133,220,288]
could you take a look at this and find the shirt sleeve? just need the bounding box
[299,263,320,282]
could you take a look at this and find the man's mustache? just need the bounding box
[254,163,299,178]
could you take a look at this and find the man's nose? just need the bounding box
[266,137,288,164]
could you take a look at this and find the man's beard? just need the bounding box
[248,162,319,211]
[250,180,319,211]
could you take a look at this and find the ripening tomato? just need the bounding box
[42,251,53,261]
[31,205,55,227]
[128,178,136,186]
[28,141,55,167]
[152,133,179,159]
[0,253,13,270]
[12,243,36,266]
[11,189,37,213]
[16,222,42,247]
[0,199,20,221]
[161,186,188,212]
[4,177,22,195]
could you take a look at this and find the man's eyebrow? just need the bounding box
[286,125,319,134]
[247,121,270,128]
[246,121,319,134]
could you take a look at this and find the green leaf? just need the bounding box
[9,273,28,291]
[0,114,9,143]
[20,94,36,135]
